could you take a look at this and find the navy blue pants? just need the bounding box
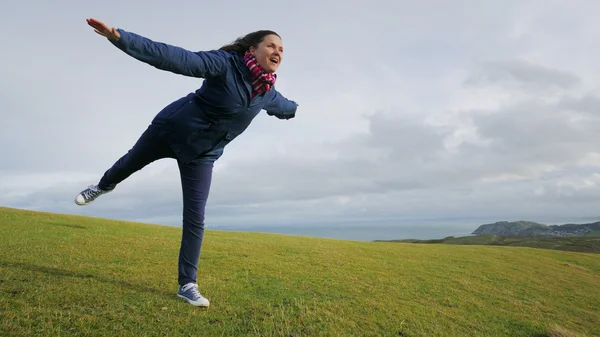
[98,125,213,286]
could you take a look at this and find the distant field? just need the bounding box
[1,206,599,336]
[377,234,600,254]
[588,230,600,237]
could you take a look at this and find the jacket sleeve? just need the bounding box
[109,28,229,78]
[263,88,298,120]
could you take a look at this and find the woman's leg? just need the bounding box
[175,159,213,307]
[98,125,176,190]
[75,125,175,205]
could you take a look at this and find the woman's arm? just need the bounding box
[263,88,298,120]
[86,18,229,78]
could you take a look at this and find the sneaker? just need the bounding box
[74,184,111,206]
[177,283,210,307]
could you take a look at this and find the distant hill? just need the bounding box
[375,234,600,254]
[375,220,600,253]
[472,220,600,237]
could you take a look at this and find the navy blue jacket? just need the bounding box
[109,29,298,164]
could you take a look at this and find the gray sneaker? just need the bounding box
[177,283,210,307]
[75,184,111,206]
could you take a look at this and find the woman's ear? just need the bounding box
[248,46,256,56]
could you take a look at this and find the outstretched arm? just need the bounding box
[86,18,228,78]
[263,88,298,120]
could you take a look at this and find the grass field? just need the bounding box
[1,206,599,336]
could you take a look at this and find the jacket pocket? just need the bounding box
[185,123,212,144]
[185,129,227,154]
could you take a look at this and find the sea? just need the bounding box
[152,216,599,242]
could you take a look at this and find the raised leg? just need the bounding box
[75,125,175,206]
[98,125,176,191]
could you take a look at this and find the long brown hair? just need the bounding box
[220,30,281,55]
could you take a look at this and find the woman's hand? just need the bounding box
[86,18,120,41]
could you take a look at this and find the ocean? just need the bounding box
[153,215,598,242]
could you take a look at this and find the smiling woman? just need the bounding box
[219,30,284,73]
[75,18,299,308]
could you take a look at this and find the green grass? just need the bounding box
[1,206,599,336]
[378,234,600,254]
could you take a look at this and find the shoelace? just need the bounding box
[187,284,202,299]
[83,186,102,200]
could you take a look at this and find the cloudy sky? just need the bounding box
[2,1,600,237]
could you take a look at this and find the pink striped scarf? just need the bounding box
[244,51,277,98]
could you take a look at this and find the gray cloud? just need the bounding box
[4,58,600,229]
[2,1,600,233]
[464,59,581,91]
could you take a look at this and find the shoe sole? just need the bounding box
[177,294,210,307]
[74,190,110,206]
[74,198,91,206]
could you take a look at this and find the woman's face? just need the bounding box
[250,34,284,73]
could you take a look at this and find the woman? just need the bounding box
[75,18,298,307]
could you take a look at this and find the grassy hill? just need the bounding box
[471,220,600,237]
[375,234,600,254]
[1,206,599,336]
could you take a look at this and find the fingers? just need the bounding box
[86,18,109,32]
[86,17,119,40]
[87,20,105,31]
[86,18,99,28]
[86,18,104,27]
